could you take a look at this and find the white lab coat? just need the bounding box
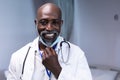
[6,37,92,80]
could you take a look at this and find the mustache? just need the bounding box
[40,30,59,36]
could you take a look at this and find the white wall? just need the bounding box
[0,0,37,70]
[70,0,120,69]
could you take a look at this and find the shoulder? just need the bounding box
[10,43,31,62]
[68,42,85,57]
[11,37,38,58]
[13,43,31,56]
[69,42,84,53]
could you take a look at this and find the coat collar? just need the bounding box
[30,36,64,54]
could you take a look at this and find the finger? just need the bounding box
[49,47,56,55]
[42,52,46,65]
[45,47,53,56]
[42,52,46,60]
[42,50,48,60]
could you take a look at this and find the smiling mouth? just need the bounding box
[40,30,59,44]
[42,33,57,43]
[45,33,55,39]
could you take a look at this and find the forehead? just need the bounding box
[37,4,60,19]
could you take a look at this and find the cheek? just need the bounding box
[37,25,45,30]
[37,25,45,29]
[54,28,61,34]
[54,25,61,32]
[37,27,44,35]
[57,26,61,33]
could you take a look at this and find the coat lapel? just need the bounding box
[22,46,35,80]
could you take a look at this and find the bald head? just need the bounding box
[35,3,63,47]
[36,3,62,20]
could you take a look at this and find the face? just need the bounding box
[35,4,63,46]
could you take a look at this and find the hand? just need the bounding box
[42,47,62,79]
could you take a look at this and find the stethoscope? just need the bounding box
[20,40,70,80]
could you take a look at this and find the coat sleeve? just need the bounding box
[57,46,93,80]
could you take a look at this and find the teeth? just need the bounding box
[46,34,54,37]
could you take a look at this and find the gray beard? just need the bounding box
[39,30,59,47]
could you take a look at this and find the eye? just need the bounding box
[39,19,48,26]
[52,19,61,26]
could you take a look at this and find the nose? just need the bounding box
[46,23,53,30]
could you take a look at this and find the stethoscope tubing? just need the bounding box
[20,46,31,80]
[20,40,70,79]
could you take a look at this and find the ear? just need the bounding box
[61,20,63,25]
[34,19,38,27]
[34,19,37,24]
[60,20,63,26]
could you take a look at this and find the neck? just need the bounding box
[39,42,57,51]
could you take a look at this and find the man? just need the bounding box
[6,3,92,80]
